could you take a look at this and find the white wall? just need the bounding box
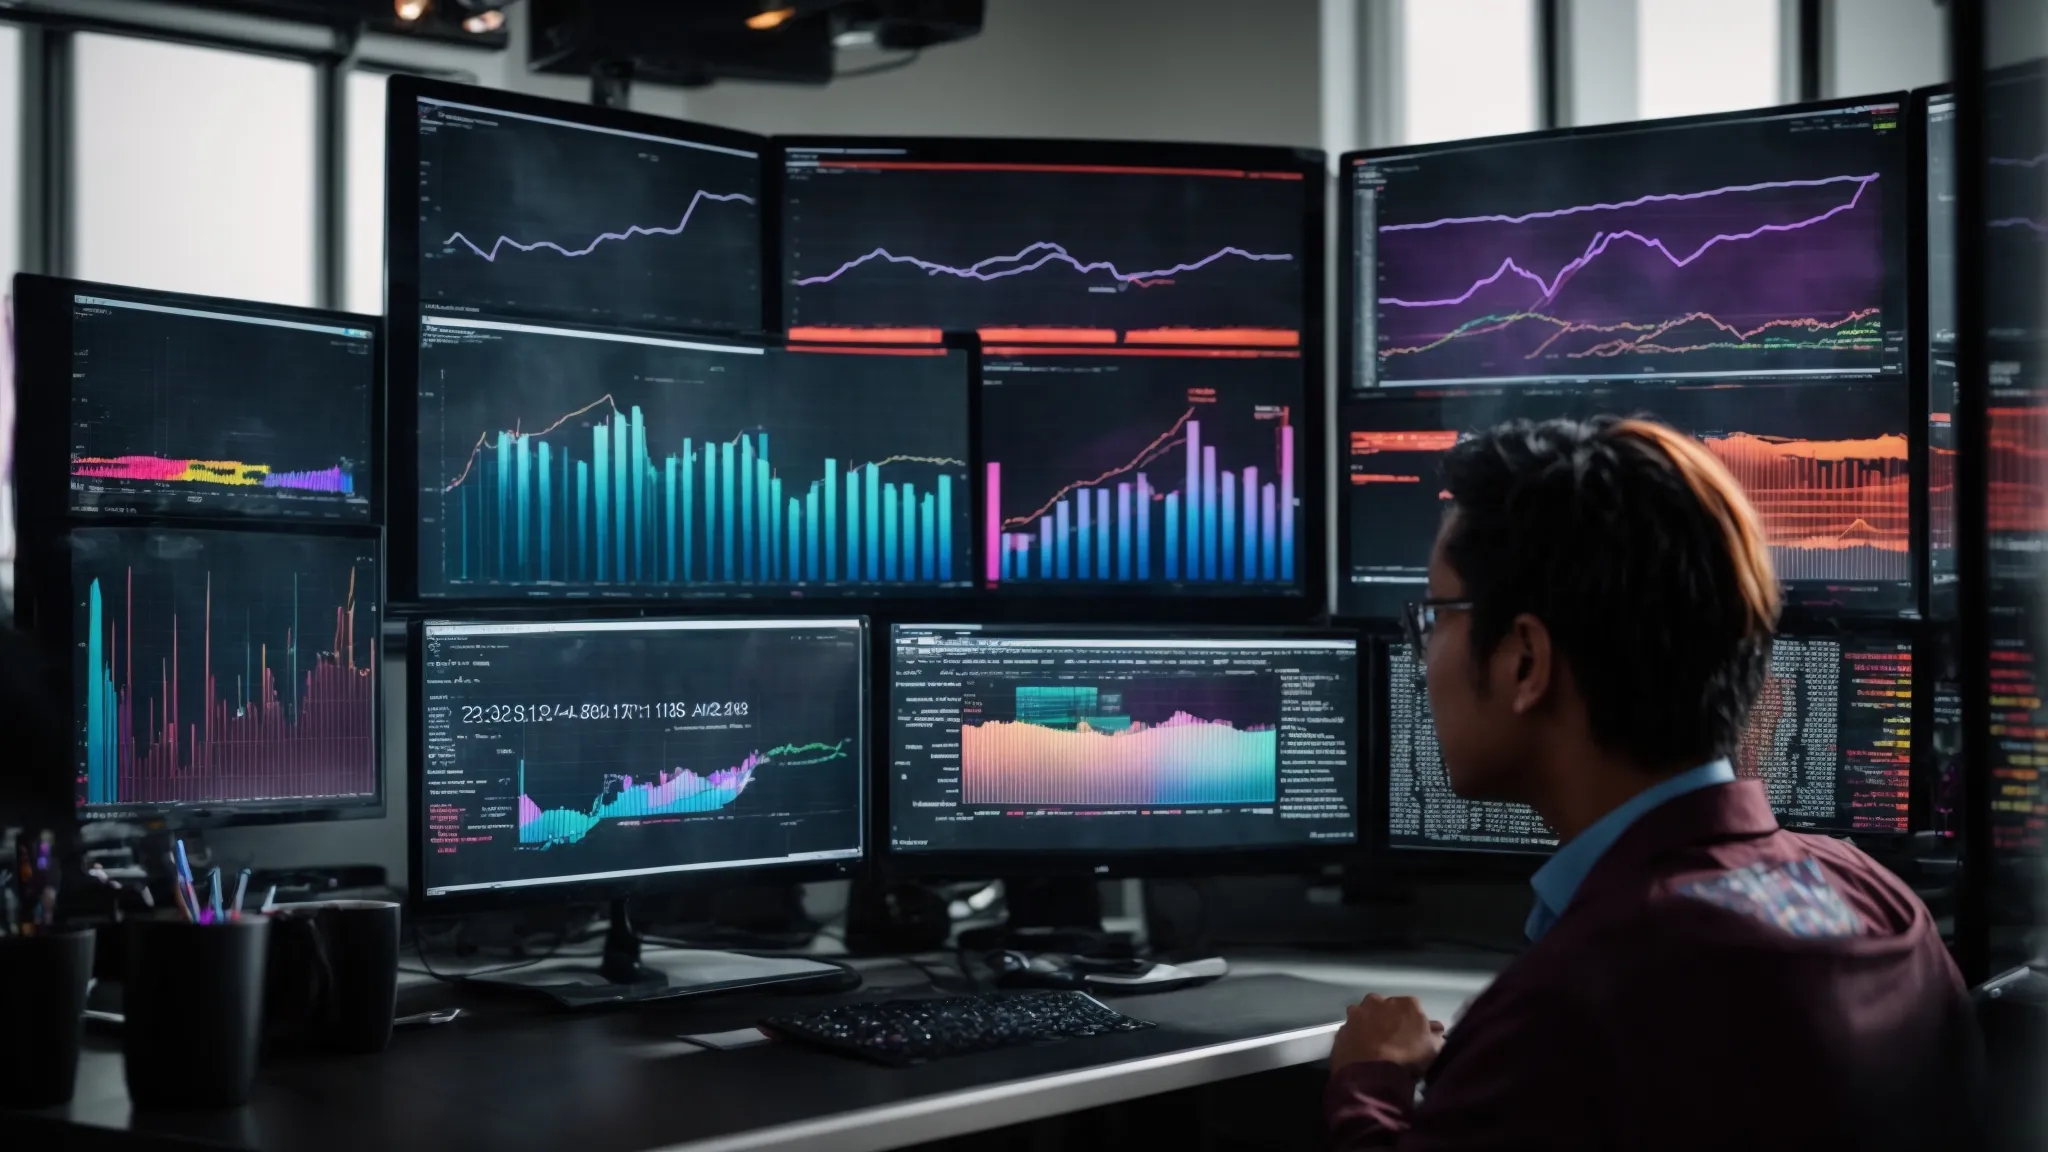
[677,0,1322,146]
[1829,0,1947,98]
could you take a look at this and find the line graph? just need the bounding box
[781,144,1308,336]
[1355,103,1905,387]
[791,242,1293,288]
[444,190,756,262]
[516,738,848,848]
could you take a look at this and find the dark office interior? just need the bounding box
[0,0,2043,1148]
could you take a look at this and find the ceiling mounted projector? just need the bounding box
[528,0,985,89]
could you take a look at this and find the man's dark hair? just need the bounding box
[1439,416,1780,768]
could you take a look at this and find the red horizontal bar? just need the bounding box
[976,327,1119,343]
[984,345,1300,359]
[1124,327,1300,347]
[787,345,949,356]
[786,326,944,344]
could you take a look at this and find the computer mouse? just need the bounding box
[988,951,1086,989]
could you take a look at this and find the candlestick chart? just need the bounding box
[415,93,762,331]
[1354,99,1906,387]
[71,527,379,813]
[66,294,374,520]
[781,146,1307,341]
[980,348,1302,594]
[418,619,865,895]
[415,320,969,599]
[1339,379,1914,618]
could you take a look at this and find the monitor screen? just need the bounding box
[1349,97,1909,391]
[1383,635,1912,853]
[780,139,1313,344]
[416,618,867,901]
[888,624,1360,860]
[69,526,381,820]
[981,345,1305,596]
[412,319,970,600]
[1339,378,1914,619]
[413,89,762,332]
[66,291,375,521]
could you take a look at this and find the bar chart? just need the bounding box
[417,319,971,598]
[980,349,1303,592]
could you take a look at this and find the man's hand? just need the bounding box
[1329,993,1446,1074]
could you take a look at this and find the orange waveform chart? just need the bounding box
[1699,431,1910,584]
[1990,406,2048,536]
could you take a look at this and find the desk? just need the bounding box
[13,954,1500,1152]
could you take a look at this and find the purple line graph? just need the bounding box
[443,190,757,262]
[1373,173,1888,384]
[791,242,1293,288]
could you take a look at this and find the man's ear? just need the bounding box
[1507,613,1553,716]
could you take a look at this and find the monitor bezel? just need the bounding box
[9,272,385,532]
[1913,83,1956,623]
[385,313,980,608]
[772,133,1331,618]
[11,518,389,830]
[405,611,871,914]
[876,620,1366,880]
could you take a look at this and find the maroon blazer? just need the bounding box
[1327,781,1980,1151]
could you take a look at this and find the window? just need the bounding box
[345,69,388,317]
[1637,0,1780,120]
[1400,0,1538,145]
[72,34,318,306]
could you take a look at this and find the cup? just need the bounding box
[0,928,96,1108]
[264,900,400,1055]
[123,914,269,1109]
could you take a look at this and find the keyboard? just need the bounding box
[760,990,1155,1067]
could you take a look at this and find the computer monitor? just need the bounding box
[980,343,1311,598]
[399,322,971,602]
[32,524,383,825]
[412,616,867,908]
[1345,94,1910,392]
[387,76,764,334]
[886,623,1361,876]
[1378,634,1914,856]
[1338,378,1916,620]
[1989,606,2048,853]
[10,275,378,525]
[778,136,1322,345]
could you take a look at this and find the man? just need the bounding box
[1327,418,1979,1150]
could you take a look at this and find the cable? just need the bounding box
[407,920,572,984]
[834,49,921,80]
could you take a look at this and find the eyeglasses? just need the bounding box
[1402,598,1473,654]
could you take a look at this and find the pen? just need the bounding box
[173,840,193,888]
[231,869,251,919]
[208,867,223,922]
[259,885,277,913]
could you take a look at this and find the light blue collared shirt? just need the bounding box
[1524,759,1736,942]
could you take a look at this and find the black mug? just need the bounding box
[263,900,400,1055]
[0,928,96,1108]
[123,914,269,1109]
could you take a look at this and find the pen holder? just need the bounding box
[265,900,401,1055]
[0,928,96,1108]
[123,914,269,1109]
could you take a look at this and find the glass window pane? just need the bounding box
[72,34,318,306]
[1401,0,1538,145]
[1637,0,1779,121]
[0,23,22,599]
[345,70,387,318]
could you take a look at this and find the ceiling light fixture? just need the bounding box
[394,0,430,21]
[745,7,796,31]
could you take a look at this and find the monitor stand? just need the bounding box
[961,878,1135,958]
[463,899,850,1009]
